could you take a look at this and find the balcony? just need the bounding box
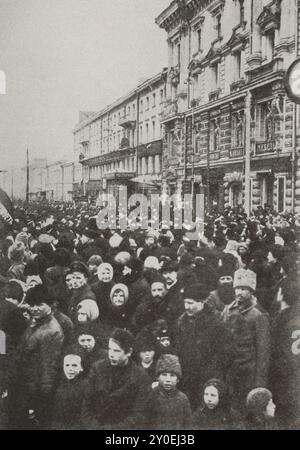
[119,116,136,129]
[255,140,276,155]
[161,99,178,121]
[230,78,246,93]
[208,89,221,102]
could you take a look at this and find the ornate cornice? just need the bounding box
[257,0,281,35]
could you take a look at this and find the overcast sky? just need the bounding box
[0,0,170,171]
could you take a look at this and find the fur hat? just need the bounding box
[160,260,179,274]
[69,261,90,279]
[77,299,99,322]
[156,354,182,379]
[87,254,103,267]
[110,328,135,353]
[135,330,157,352]
[233,268,256,291]
[8,242,25,263]
[184,283,209,302]
[25,284,54,307]
[246,388,272,415]
[110,283,129,304]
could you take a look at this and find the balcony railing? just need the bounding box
[255,140,276,155]
[161,100,178,120]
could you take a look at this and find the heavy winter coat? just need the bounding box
[222,297,271,408]
[81,358,151,429]
[174,307,230,407]
[142,385,192,430]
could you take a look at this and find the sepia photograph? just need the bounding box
[0,0,300,433]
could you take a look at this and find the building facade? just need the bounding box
[73,71,167,202]
[156,0,299,213]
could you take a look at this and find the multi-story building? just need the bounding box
[45,160,74,201]
[156,0,299,213]
[73,71,167,202]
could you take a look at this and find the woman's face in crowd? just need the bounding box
[139,350,155,365]
[78,334,96,352]
[204,386,219,410]
[63,355,83,380]
[65,274,74,290]
[112,290,125,307]
[77,309,88,323]
[72,271,87,289]
[98,268,112,283]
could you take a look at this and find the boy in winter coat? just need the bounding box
[142,354,192,430]
[81,328,151,429]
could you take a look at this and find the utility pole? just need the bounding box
[244,91,252,216]
[26,148,29,203]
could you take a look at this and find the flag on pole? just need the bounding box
[0,188,13,226]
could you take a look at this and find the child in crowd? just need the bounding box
[142,354,192,430]
[75,323,107,373]
[246,388,278,430]
[51,348,87,430]
[134,330,158,381]
[193,379,243,430]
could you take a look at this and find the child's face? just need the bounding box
[204,386,219,410]
[265,398,276,418]
[78,334,96,352]
[63,355,83,380]
[139,350,155,365]
[158,372,178,391]
[112,290,125,307]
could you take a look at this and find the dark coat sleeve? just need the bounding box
[39,330,64,394]
[254,313,271,387]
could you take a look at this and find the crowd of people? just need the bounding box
[0,198,300,430]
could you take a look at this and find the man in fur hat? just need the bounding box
[222,269,271,414]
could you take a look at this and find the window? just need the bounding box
[232,51,242,81]
[256,102,273,141]
[160,89,164,104]
[133,104,136,117]
[277,176,286,212]
[264,30,275,60]
[146,97,149,110]
[210,118,220,151]
[174,43,181,66]
[216,14,222,39]
[239,0,244,24]
[140,125,143,143]
[197,29,202,52]
[146,123,149,142]
[128,106,131,116]
[211,63,219,91]
[152,93,156,107]
[140,99,143,113]
[152,120,156,140]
